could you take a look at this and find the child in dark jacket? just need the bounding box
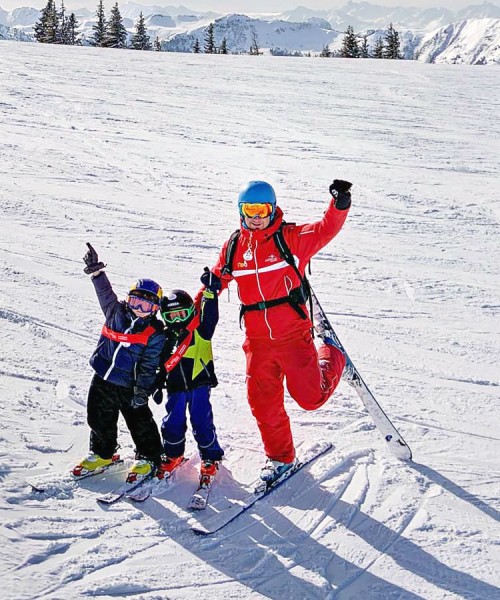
[73,243,165,483]
[152,270,224,485]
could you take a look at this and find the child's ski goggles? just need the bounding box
[162,305,195,324]
[127,294,158,314]
[239,202,274,219]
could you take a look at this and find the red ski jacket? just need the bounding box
[212,200,349,341]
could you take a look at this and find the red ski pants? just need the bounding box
[243,330,346,463]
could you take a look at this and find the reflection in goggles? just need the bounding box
[240,202,274,219]
[127,295,158,313]
[162,305,195,324]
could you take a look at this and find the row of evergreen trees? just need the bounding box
[194,22,402,58]
[35,0,157,50]
[90,0,153,49]
[193,23,229,54]
[192,25,261,55]
[326,23,402,59]
[34,0,79,44]
[35,1,402,59]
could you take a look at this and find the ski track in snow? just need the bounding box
[0,42,499,599]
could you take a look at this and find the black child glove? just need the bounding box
[329,179,352,211]
[83,242,106,275]
[152,388,163,405]
[200,267,222,293]
[131,392,148,409]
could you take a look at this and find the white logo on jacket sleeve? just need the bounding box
[265,254,279,263]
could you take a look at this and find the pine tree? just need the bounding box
[34,0,58,43]
[204,23,215,53]
[131,11,151,50]
[219,37,228,54]
[384,23,402,59]
[372,36,384,58]
[320,44,331,58]
[193,37,200,53]
[104,2,127,48]
[339,25,359,58]
[249,30,260,55]
[66,13,79,44]
[154,36,161,51]
[91,0,106,47]
[55,0,66,43]
[360,36,369,58]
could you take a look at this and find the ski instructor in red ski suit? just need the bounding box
[206,179,352,482]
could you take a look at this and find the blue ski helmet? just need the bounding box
[238,181,277,221]
[128,278,163,304]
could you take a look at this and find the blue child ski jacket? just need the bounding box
[89,272,165,395]
[157,290,219,394]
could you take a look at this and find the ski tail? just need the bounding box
[127,457,189,503]
[187,460,220,511]
[96,471,155,505]
[29,457,126,494]
[311,288,412,461]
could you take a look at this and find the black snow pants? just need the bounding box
[87,374,163,464]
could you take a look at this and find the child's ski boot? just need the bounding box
[72,453,120,478]
[155,455,185,480]
[126,458,155,484]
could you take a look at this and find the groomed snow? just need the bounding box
[0,41,499,599]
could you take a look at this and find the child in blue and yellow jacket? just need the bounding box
[152,270,224,482]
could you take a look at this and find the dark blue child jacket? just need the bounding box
[89,272,165,395]
[156,290,219,394]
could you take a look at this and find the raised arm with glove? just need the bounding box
[329,179,352,211]
[83,242,106,276]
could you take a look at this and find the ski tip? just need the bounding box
[190,524,211,535]
[304,440,333,458]
[96,494,121,505]
[29,483,46,494]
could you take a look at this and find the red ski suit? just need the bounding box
[212,200,349,462]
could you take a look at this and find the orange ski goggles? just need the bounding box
[239,202,274,219]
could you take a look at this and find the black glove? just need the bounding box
[83,242,106,275]
[152,388,163,405]
[131,391,148,409]
[200,267,222,293]
[329,179,352,211]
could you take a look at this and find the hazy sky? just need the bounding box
[1,0,490,13]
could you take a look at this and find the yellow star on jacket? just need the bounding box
[183,331,214,379]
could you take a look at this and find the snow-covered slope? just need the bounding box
[416,17,500,64]
[1,41,499,599]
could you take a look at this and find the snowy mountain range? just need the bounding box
[416,17,500,63]
[1,2,500,63]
